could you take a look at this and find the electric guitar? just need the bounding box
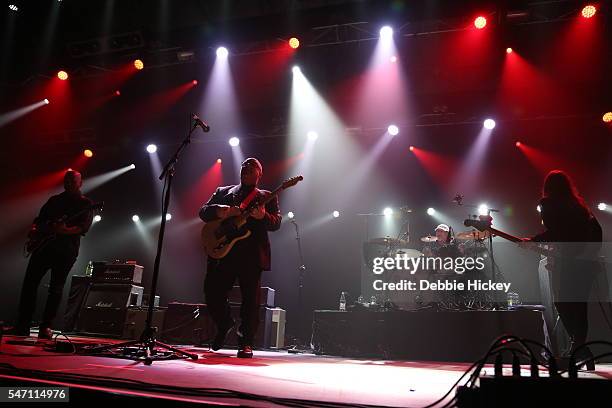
[24,202,104,257]
[464,216,556,271]
[201,176,303,259]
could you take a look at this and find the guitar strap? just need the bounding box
[239,188,259,210]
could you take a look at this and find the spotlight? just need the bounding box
[166,213,172,221]
[287,211,295,219]
[483,119,496,129]
[292,66,301,74]
[8,4,18,12]
[332,211,340,218]
[129,164,136,169]
[478,204,489,215]
[581,5,597,19]
[229,137,240,147]
[93,215,102,223]
[134,59,144,70]
[427,207,436,216]
[390,55,397,63]
[409,146,414,152]
[598,203,607,211]
[515,141,521,147]
[474,16,487,29]
[115,90,121,96]
[506,47,513,54]
[57,70,68,80]
[380,26,393,39]
[307,131,319,141]
[192,80,198,86]
[289,37,300,49]
[383,207,393,217]
[132,215,140,222]
[146,144,157,154]
[216,158,222,164]
[388,125,399,136]
[537,205,542,213]
[83,149,93,158]
[216,47,228,58]
[44,99,50,104]
[603,112,612,123]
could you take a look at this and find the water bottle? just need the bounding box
[85,261,93,276]
[507,292,520,309]
[339,292,347,311]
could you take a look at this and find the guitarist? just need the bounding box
[14,170,94,339]
[199,158,282,358]
[520,170,602,363]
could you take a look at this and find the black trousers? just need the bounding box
[204,259,262,346]
[17,244,77,331]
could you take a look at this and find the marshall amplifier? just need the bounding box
[161,303,212,345]
[228,286,275,307]
[83,283,144,308]
[76,306,165,338]
[92,262,143,284]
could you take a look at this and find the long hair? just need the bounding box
[542,170,589,212]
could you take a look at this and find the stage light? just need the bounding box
[216,158,222,164]
[582,5,597,19]
[380,26,393,39]
[166,213,172,221]
[603,112,612,123]
[537,205,542,213]
[132,215,140,222]
[474,16,487,29]
[332,210,340,218]
[483,119,496,129]
[289,37,300,49]
[388,125,399,136]
[427,207,436,216]
[390,55,397,63]
[598,203,607,211]
[192,80,198,86]
[287,211,295,219]
[115,90,121,96]
[83,149,93,158]
[229,137,240,147]
[216,47,228,59]
[57,70,68,80]
[506,47,513,54]
[44,99,50,104]
[515,141,521,147]
[146,144,157,154]
[307,131,319,141]
[93,215,102,223]
[8,4,18,12]
[409,146,414,152]
[292,66,301,74]
[383,207,393,217]
[134,59,144,70]
[478,204,489,215]
[129,164,136,169]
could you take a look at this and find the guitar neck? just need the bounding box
[489,227,521,243]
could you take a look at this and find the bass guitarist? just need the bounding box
[199,157,282,358]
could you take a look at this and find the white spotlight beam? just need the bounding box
[0,99,49,128]
[82,164,136,193]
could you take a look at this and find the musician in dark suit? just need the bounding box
[199,158,282,358]
[14,170,93,339]
[521,170,602,365]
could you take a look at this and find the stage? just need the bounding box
[1,333,612,407]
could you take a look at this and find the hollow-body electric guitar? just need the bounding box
[201,176,303,259]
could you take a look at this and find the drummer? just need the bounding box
[422,224,463,258]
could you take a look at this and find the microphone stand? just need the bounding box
[85,119,200,364]
[288,218,309,353]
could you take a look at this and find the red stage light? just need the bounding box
[216,158,222,164]
[474,16,487,29]
[192,80,198,86]
[289,37,300,49]
[515,141,522,147]
[603,112,612,123]
[506,47,513,54]
[83,149,93,158]
[134,59,144,70]
[409,146,415,152]
[115,90,121,96]
[57,70,68,80]
[581,5,597,18]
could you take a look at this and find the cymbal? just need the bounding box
[421,235,438,243]
[368,237,409,246]
[455,229,491,241]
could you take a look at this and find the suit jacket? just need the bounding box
[199,184,282,271]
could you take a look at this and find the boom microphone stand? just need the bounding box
[85,115,206,364]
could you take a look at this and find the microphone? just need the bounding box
[192,113,210,132]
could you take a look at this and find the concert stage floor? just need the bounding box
[1,334,611,407]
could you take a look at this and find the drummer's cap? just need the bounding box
[435,223,450,232]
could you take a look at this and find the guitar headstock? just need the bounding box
[282,175,303,189]
[463,215,492,232]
